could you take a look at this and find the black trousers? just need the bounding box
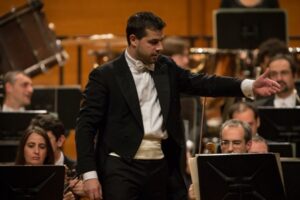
[102,156,168,200]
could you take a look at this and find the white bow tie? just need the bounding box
[135,60,155,72]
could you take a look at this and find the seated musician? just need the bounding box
[15,126,75,200]
[255,54,300,107]
[1,70,33,112]
[161,36,190,69]
[254,54,300,158]
[248,135,269,153]
[188,119,253,199]
[227,101,261,137]
[219,119,252,154]
[255,38,289,73]
[30,114,76,169]
[29,114,87,199]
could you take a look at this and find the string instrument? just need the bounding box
[64,165,79,194]
[64,165,91,200]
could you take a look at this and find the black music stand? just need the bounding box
[257,107,300,142]
[280,158,300,200]
[268,142,296,157]
[214,9,287,49]
[190,153,286,200]
[0,110,47,139]
[0,110,47,163]
[0,165,65,200]
[28,85,81,130]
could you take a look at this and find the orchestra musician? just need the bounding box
[161,36,190,69]
[1,70,33,112]
[15,126,76,200]
[30,114,77,169]
[255,54,300,107]
[189,119,253,200]
[29,114,88,199]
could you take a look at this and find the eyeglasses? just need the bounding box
[220,140,243,147]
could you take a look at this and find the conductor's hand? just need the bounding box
[253,68,281,97]
[83,178,102,200]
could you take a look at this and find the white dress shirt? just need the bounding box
[2,104,25,112]
[125,49,167,140]
[274,93,297,108]
[55,151,65,166]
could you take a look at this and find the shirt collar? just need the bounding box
[274,92,297,107]
[125,49,155,72]
[2,104,25,112]
[55,151,64,166]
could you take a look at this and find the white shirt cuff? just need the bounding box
[82,171,98,181]
[241,79,255,100]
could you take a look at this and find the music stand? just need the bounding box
[190,153,286,200]
[0,165,65,200]
[257,107,300,142]
[268,142,296,157]
[0,110,47,163]
[280,158,300,200]
[213,9,287,49]
[0,110,47,139]
[28,85,81,129]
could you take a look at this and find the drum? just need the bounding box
[0,0,67,77]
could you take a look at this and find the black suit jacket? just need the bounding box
[64,155,76,170]
[254,95,300,107]
[75,53,244,195]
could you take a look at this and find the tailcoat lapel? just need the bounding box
[114,54,171,131]
[114,56,144,130]
[151,62,170,128]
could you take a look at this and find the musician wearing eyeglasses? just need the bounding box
[219,119,252,153]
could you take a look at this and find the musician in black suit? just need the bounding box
[30,114,88,198]
[30,114,76,169]
[255,54,300,107]
[75,11,280,200]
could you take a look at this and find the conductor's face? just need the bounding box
[129,28,164,64]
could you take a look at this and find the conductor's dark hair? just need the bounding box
[126,11,166,45]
